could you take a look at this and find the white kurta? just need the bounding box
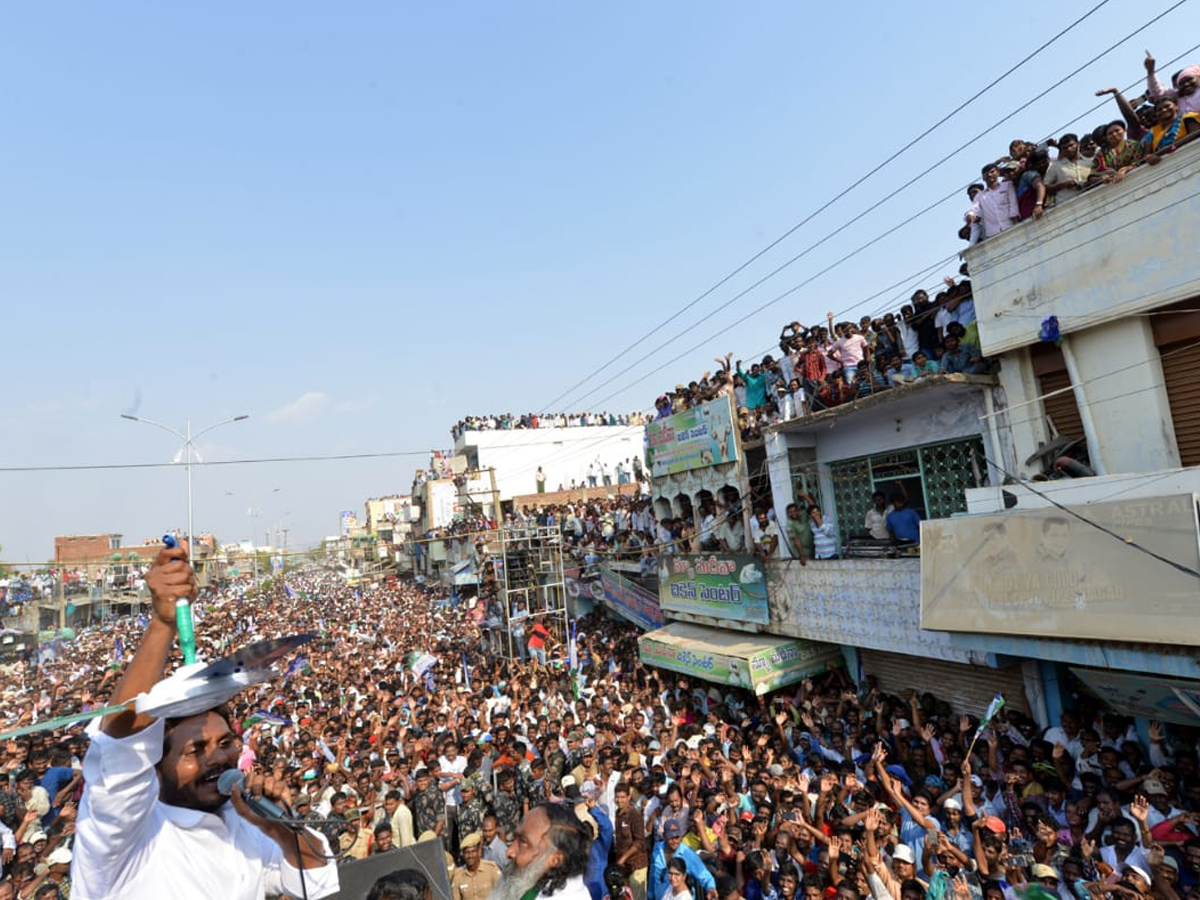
[541,875,594,900]
[73,717,339,900]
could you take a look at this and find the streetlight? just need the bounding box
[120,413,250,552]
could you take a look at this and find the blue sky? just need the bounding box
[4,1,1198,563]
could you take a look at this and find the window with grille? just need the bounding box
[827,436,985,543]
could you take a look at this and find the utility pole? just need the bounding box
[58,571,65,631]
[488,467,501,526]
[281,529,289,588]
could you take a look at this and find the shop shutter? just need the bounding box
[858,649,1028,716]
[1160,340,1200,467]
[1037,370,1085,442]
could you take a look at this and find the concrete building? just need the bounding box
[453,424,644,510]
[637,150,1200,726]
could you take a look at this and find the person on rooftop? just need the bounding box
[1091,120,1145,184]
[1143,94,1200,161]
[966,162,1020,239]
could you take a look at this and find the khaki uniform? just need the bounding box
[450,859,501,900]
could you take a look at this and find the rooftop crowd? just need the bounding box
[646,47,1200,444]
[646,281,986,448]
[451,415,647,442]
[2,566,1199,900]
[963,51,1199,244]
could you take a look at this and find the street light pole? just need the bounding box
[120,413,250,553]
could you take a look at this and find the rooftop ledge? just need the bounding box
[764,373,997,436]
[964,147,1200,357]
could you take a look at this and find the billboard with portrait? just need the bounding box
[921,493,1200,644]
[646,395,739,477]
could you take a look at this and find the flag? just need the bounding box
[424,668,436,692]
[568,621,581,701]
[284,584,293,599]
[318,737,337,764]
[114,637,123,661]
[409,652,438,677]
[285,654,308,681]
[974,693,1006,741]
[245,709,289,727]
[461,651,472,692]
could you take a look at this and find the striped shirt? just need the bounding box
[811,522,839,559]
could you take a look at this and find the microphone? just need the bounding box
[216,770,299,827]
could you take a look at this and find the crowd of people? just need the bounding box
[649,283,988,447]
[643,48,1199,445]
[961,50,1199,244]
[3,556,1199,900]
[451,415,646,442]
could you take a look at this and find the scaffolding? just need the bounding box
[484,525,567,661]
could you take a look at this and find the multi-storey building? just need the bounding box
[638,150,1200,727]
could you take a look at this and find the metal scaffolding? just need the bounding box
[485,525,567,661]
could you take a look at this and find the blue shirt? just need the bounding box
[886,507,922,543]
[40,765,75,824]
[585,806,614,900]
[648,842,716,900]
[899,808,941,872]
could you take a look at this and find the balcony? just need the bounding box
[759,557,991,665]
[965,148,1200,357]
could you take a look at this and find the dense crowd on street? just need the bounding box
[3,565,1200,900]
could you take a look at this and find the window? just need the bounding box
[827,436,985,544]
[788,447,824,512]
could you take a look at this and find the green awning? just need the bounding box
[638,621,841,695]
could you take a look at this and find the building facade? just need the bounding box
[637,151,1200,729]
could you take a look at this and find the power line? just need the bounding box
[980,451,1200,577]
[549,1,1195,414]
[538,0,1119,413]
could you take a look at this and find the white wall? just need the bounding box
[764,559,989,665]
[965,468,1200,514]
[966,151,1200,356]
[457,426,644,500]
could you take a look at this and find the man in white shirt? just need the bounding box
[967,162,1020,239]
[0,817,14,879]
[73,542,338,900]
[864,492,894,541]
[1045,134,1094,204]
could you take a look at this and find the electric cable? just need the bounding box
[539,0,1122,412]
[548,3,1195,414]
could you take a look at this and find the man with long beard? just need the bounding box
[491,804,592,900]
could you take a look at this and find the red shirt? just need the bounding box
[528,623,550,649]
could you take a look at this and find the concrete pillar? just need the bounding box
[1063,317,1181,474]
[994,348,1054,479]
[764,431,795,515]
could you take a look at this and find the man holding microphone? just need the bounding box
[73,541,339,899]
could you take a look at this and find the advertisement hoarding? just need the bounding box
[659,553,769,624]
[646,395,739,477]
[566,566,664,631]
[921,493,1200,644]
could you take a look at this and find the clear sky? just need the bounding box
[4,1,1198,564]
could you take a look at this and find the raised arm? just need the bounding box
[101,543,197,737]
[1095,87,1142,132]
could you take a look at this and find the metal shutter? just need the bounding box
[1037,369,1085,441]
[859,649,1028,716]
[1160,340,1200,467]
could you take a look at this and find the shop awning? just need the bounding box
[1071,667,1200,726]
[638,622,841,695]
